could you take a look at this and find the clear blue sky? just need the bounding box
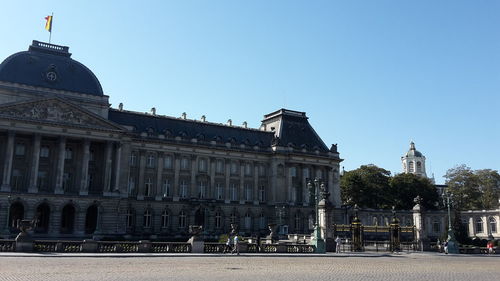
[1,0,499,184]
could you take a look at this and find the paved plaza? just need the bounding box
[0,253,498,281]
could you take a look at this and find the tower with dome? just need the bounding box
[401,141,427,178]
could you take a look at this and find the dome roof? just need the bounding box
[405,141,423,157]
[0,41,103,96]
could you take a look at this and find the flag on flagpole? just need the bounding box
[44,15,53,32]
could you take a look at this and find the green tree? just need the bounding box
[444,165,482,210]
[389,173,439,210]
[475,169,500,209]
[340,165,391,209]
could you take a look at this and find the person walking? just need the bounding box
[487,240,494,255]
[444,241,449,254]
[335,236,342,253]
[232,235,240,255]
[223,236,232,254]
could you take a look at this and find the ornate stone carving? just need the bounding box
[0,99,118,130]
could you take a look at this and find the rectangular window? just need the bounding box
[130,153,137,167]
[145,177,153,196]
[128,177,135,195]
[15,144,25,156]
[198,181,206,199]
[147,154,155,168]
[40,146,50,158]
[198,159,206,172]
[181,158,189,170]
[164,156,173,169]
[37,171,48,190]
[245,163,252,176]
[180,180,188,198]
[216,183,224,200]
[230,162,238,175]
[230,184,238,201]
[163,179,171,197]
[216,160,224,174]
[245,183,252,201]
[290,167,297,177]
[259,165,266,177]
[259,185,265,202]
[65,148,73,160]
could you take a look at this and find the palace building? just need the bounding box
[0,41,342,240]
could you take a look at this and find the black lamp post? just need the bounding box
[442,189,459,254]
[307,178,327,253]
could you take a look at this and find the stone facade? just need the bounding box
[0,41,342,240]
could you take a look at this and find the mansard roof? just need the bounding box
[108,109,274,147]
[262,109,330,153]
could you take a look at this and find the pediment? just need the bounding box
[0,98,123,131]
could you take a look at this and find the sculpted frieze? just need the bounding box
[0,99,114,129]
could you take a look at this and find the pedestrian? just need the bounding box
[335,236,342,253]
[232,235,240,255]
[256,234,261,253]
[436,239,442,253]
[444,241,449,254]
[486,241,494,255]
[223,236,232,254]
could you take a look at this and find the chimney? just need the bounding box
[118,103,123,111]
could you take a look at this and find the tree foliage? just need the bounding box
[444,165,500,210]
[340,165,391,209]
[388,173,439,210]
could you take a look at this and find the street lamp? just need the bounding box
[442,189,459,254]
[307,178,328,253]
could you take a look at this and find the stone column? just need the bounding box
[155,152,164,201]
[103,141,113,194]
[113,142,122,192]
[209,157,215,199]
[173,153,180,200]
[137,151,146,200]
[253,162,259,205]
[239,161,245,204]
[79,139,90,195]
[190,156,197,198]
[54,137,66,194]
[224,159,231,203]
[1,131,15,192]
[285,165,292,203]
[28,134,41,193]
[270,158,278,204]
[302,165,309,206]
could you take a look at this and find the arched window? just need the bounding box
[161,210,169,228]
[372,216,378,226]
[476,218,484,233]
[60,204,75,234]
[416,162,422,172]
[35,203,50,233]
[409,161,415,173]
[143,210,152,228]
[178,211,186,228]
[489,217,497,233]
[85,205,98,234]
[8,202,24,229]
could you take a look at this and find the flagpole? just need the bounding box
[48,12,53,44]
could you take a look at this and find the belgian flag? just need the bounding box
[44,15,53,32]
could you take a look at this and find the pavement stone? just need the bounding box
[0,252,498,281]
